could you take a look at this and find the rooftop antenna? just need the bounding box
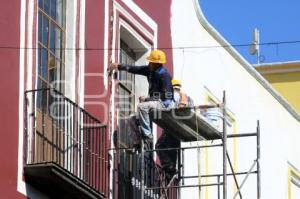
[249,28,260,64]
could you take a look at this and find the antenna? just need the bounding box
[249,28,260,64]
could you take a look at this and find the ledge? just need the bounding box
[24,162,105,199]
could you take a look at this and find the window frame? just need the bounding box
[37,0,66,111]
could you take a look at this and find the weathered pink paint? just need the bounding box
[134,0,174,74]
[0,0,174,197]
[0,0,24,198]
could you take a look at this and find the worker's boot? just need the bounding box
[165,166,177,185]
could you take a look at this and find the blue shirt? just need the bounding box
[119,64,174,103]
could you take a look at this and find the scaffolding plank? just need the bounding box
[150,108,222,141]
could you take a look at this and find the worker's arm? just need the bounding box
[118,64,150,76]
[108,63,150,76]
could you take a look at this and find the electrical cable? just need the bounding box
[1,39,300,50]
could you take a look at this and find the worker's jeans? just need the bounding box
[137,100,173,139]
[156,130,180,173]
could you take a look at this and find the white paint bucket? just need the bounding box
[201,108,223,132]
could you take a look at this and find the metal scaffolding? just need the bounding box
[113,91,261,199]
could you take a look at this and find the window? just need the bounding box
[289,165,300,199]
[117,40,137,199]
[118,40,136,147]
[37,0,65,111]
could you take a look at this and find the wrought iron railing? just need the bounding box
[24,88,108,195]
[115,148,179,199]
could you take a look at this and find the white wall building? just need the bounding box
[170,0,300,198]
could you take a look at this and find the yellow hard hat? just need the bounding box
[172,79,181,89]
[146,50,166,64]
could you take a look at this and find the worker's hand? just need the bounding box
[178,103,186,108]
[139,96,146,103]
[107,63,119,75]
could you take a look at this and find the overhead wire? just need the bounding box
[0,39,300,50]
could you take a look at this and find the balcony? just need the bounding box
[24,88,108,199]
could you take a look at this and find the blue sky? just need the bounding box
[199,0,300,64]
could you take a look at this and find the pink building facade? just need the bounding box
[0,0,174,198]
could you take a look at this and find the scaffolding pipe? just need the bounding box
[145,144,223,152]
[176,104,220,110]
[227,133,257,138]
[107,133,258,153]
[178,144,182,198]
[182,148,185,186]
[218,176,221,199]
[194,106,202,199]
[108,143,223,152]
[197,147,201,199]
[226,151,242,198]
[182,171,257,179]
[222,91,227,199]
[257,120,261,199]
[233,160,257,199]
[140,140,144,199]
[145,183,224,190]
[107,131,257,150]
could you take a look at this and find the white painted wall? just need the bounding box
[79,0,86,108]
[171,0,300,198]
[64,0,77,100]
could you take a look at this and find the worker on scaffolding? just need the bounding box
[108,50,174,143]
[156,79,194,180]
